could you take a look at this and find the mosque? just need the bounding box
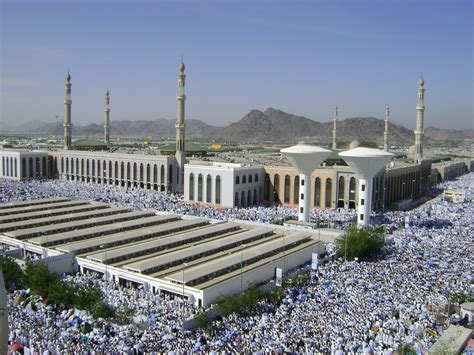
[0,63,471,212]
[0,63,472,305]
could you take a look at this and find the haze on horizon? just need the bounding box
[0,0,472,130]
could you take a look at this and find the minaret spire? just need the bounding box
[175,60,186,193]
[414,75,425,162]
[104,89,110,144]
[384,104,390,152]
[332,105,338,150]
[63,71,72,149]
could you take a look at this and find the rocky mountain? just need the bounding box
[213,107,415,145]
[424,126,474,141]
[4,118,221,138]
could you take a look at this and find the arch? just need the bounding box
[147,164,152,183]
[76,159,79,176]
[65,158,69,174]
[108,161,112,179]
[86,159,90,176]
[35,157,41,177]
[61,157,64,174]
[153,165,158,183]
[197,174,203,201]
[215,176,221,204]
[115,161,119,179]
[120,162,124,180]
[284,175,290,203]
[22,158,27,178]
[294,176,300,204]
[97,160,101,178]
[274,174,280,204]
[80,159,84,177]
[28,157,33,178]
[160,165,165,185]
[241,191,246,207]
[14,158,18,177]
[189,173,195,200]
[243,175,246,184]
[314,177,321,207]
[206,174,212,203]
[247,190,252,206]
[337,176,345,208]
[264,174,271,202]
[42,157,47,177]
[325,178,332,208]
[126,162,130,181]
[4,157,8,176]
[255,173,259,182]
[133,163,137,181]
[71,158,75,174]
[139,163,144,182]
[92,159,96,177]
[168,164,173,187]
[253,188,257,205]
[234,192,239,207]
[249,174,252,183]
[236,176,240,185]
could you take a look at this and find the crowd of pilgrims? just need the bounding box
[2,173,473,353]
[0,178,356,226]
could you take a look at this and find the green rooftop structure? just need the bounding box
[72,138,109,151]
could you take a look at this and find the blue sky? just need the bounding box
[1,0,472,129]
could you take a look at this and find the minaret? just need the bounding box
[104,90,110,144]
[175,60,186,193]
[384,104,390,152]
[332,105,338,150]
[0,266,8,354]
[414,75,425,162]
[63,71,72,149]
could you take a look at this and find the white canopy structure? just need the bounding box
[339,147,394,226]
[280,144,331,223]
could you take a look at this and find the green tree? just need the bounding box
[92,302,115,319]
[0,256,25,288]
[24,262,51,297]
[396,343,416,355]
[336,226,385,261]
[73,284,103,310]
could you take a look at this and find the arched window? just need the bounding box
[71,158,75,174]
[284,175,290,203]
[14,158,18,178]
[97,160,101,177]
[80,159,84,176]
[2,156,5,175]
[61,157,64,174]
[294,176,300,204]
[236,176,240,184]
[147,164,152,183]
[206,175,212,203]
[243,175,246,184]
[29,158,33,178]
[338,176,345,208]
[108,161,112,179]
[168,164,173,187]
[241,191,246,207]
[36,157,41,177]
[65,158,69,174]
[120,162,124,180]
[253,188,257,205]
[22,158,27,178]
[139,163,144,182]
[264,174,270,201]
[314,177,321,207]
[247,190,252,206]
[133,163,137,181]
[197,174,203,202]
[126,162,130,180]
[249,174,252,183]
[160,165,165,185]
[86,159,90,176]
[42,157,47,177]
[76,159,79,176]
[215,176,221,204]
[234,192,239,207]
[92,160,96,176]
[349,177,356,202]
[274,174,280,203]
[325,178,332,208]
[255,174,259,182]
[189,173,195,200]
[115,161,119,179]
[153,165,158,183]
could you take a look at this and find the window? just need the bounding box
[236,176,240,184]
[215,176,221,204]
[255,174,259,182]
[300,207,304,213]
[243,175,246,184]
[189,173,195,200]
[301,179,305,186]
[249,174,252,183]
[361,199,365,206]
[301,193,304,200]
[360,214,364,221]
[361,184,365,192]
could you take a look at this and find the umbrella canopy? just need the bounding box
[11,342,23,351]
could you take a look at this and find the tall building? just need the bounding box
[175,61,186,193]
[384,105,390,152]
[63,71,72,150]
[332,106,338,150]
[414,75,425,162]
[104,90,110,144]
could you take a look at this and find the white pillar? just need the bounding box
[298,173,310,223]
[357,177,372,227]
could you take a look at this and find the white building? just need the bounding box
[184,162,264,207]
[0,149,50,180]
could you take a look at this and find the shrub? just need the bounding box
[336,226,385,261]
